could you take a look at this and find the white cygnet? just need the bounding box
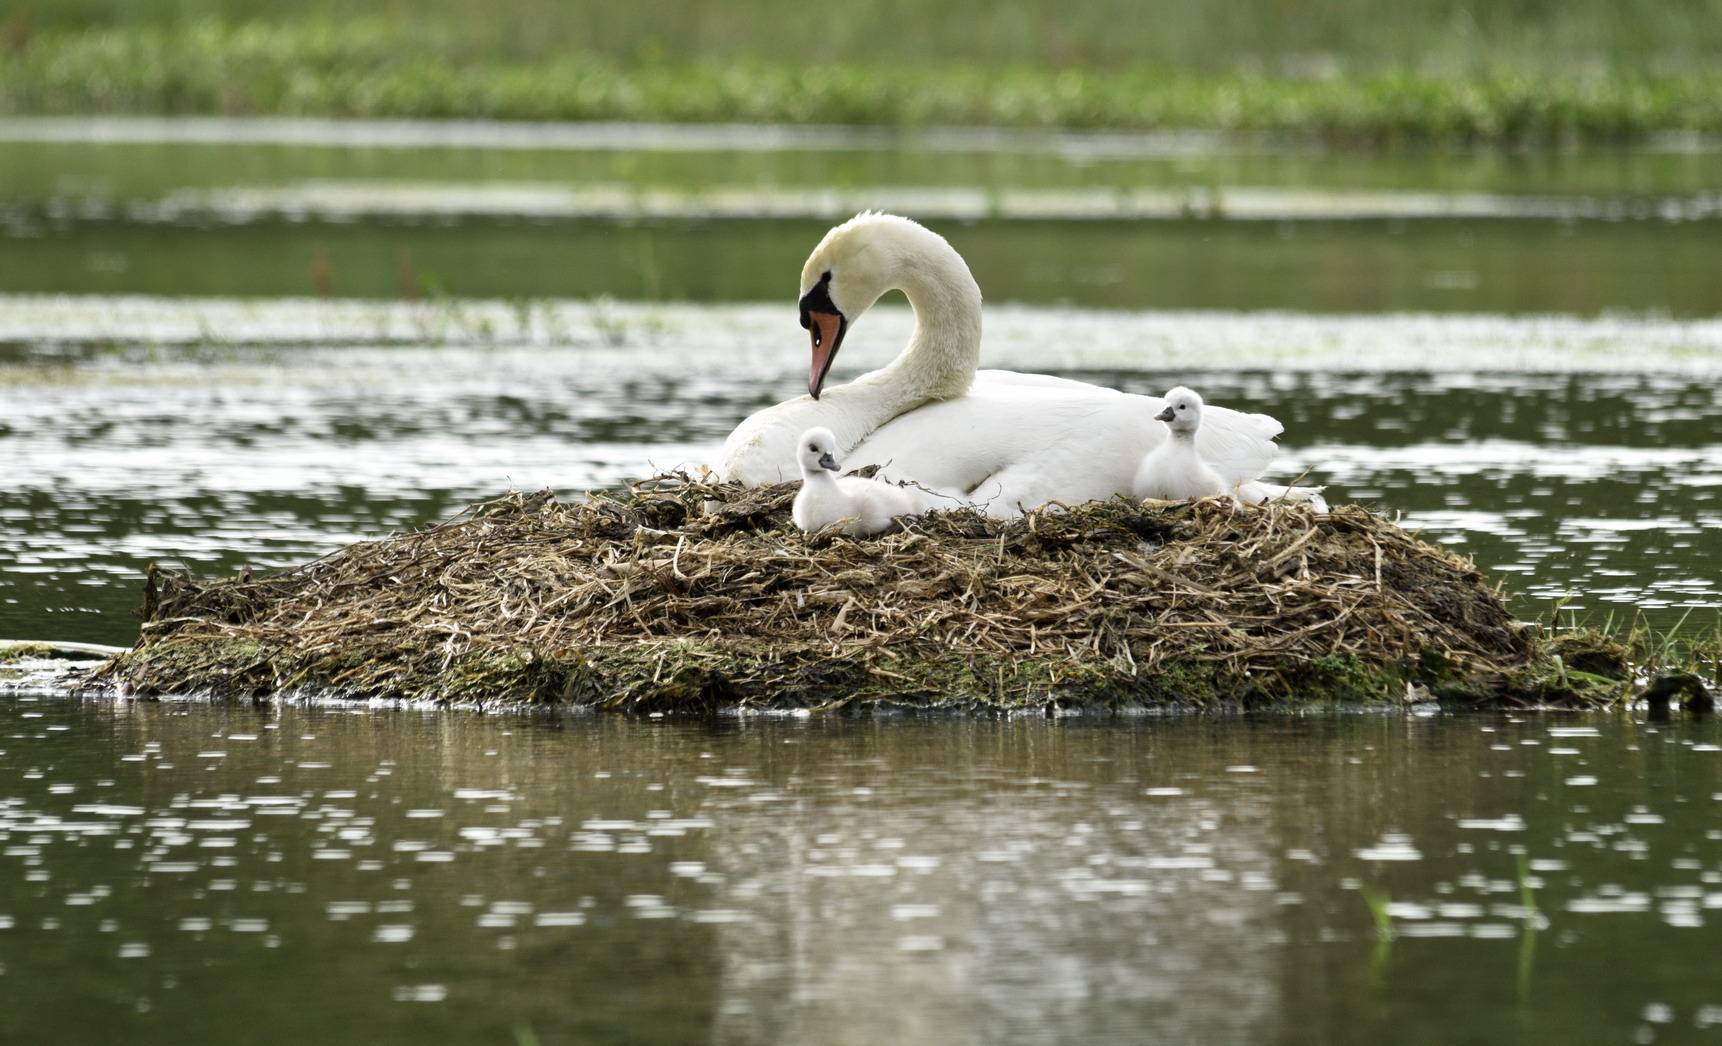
[792,427,947,536]
[1132,386,1234,503]
[1133,387,1329,511]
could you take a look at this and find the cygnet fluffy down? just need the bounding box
[1133,387,1329,511]
[1132,386,1234,502]
[792,427,950,536]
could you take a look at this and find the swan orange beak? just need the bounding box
[806,309,846,400]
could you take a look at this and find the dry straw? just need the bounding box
[104,476,1627,710]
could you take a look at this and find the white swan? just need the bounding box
[791,427,948,536]
[714,212,1309,517]
[1135,386,1330,510]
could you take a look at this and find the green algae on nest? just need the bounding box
[99,478,1631,711]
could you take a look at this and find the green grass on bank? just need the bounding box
[19,0,1722,75]
[4,13,1722,142]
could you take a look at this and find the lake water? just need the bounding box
[1,121,1720,1042]
[1,697,1721,1044]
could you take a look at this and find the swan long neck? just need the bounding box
[889,254,982,402]
[853,234,982,419]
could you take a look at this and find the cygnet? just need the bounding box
[792,427,951,536]
[1132,386,1234,502]
[1134,387,1329,511]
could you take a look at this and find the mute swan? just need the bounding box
[714,212,1311,517]
[1134,386,1330,511]
[792,427,948,536]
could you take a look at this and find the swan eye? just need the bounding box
[822,270,832,282]
[1177,404,1187,411]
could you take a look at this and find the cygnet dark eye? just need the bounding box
[1177,404,1187,411]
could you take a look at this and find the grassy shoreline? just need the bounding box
[6,22,1722,145]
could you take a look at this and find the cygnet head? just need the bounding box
[797,427,841,476]
[797,212,959,400]
[1154,386,1205,435]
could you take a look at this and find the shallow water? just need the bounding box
[1,698,1719,1044]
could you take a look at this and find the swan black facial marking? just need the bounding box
[801,271,848,399]
[799,271,839,331]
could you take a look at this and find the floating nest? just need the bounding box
[99,477,1632,711]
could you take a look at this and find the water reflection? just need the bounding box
[700,734,1280,1044]
[2,701,1721,1044]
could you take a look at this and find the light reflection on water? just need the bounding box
[0,699,1720,1044]
[1,338,1717,645]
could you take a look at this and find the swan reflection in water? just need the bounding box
[696,722,1282,1045]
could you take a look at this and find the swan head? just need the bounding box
[1154,386,1204,435]
[797,427,842,475]
[798,212,953,399]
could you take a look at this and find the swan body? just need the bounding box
[792,427,953,536]
[714,212,1310,515]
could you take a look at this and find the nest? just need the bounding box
[101,477,1630,711]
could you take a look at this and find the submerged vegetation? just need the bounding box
[101,479,1650,712]
[6,4,1722,143]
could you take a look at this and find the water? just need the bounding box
[2,121,1721,1043]
[6,127,1722,314]
[1,698,1720,1044]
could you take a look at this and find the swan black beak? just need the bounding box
[1154,406,1176,422]
[817,452,839,472]
[804,310,846,400]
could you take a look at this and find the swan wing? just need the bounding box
[980,369,1283,478]
[973,369,1115,392]
[850,377,1283,511]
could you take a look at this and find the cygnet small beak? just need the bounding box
[1154,406,1176,423]
[818,452,839,472]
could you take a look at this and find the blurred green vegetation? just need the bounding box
[4,1,1722,140]
[18,0,1722,73]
